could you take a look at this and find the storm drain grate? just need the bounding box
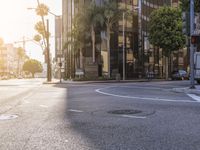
[0,114,18,121]
[108,109,142,115]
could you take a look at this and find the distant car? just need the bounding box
[171,70,189,80]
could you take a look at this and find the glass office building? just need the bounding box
[140,0,188,78]
[62,0,185,79]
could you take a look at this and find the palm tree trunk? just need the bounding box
[165,56,169,80]
[107,25,111,78]
[91,25,95,63]
[80,48,83,69]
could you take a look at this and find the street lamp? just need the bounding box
[122,12,125,81]
[190,0,195,89]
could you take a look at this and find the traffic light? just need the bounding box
[191,35,200,45]
[182,12,190,36]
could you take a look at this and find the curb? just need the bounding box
[42,79,168,84]
[172,87,200,95]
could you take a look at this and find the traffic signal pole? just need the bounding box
[190,0,195,88]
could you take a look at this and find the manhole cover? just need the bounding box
[0,114,18,120]
[108,109,142,115]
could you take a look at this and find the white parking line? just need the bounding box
[68,109,83,113]
[39,105,49,108]
[95,87,197,103]
[120,115,146,119]
[187,94,200,102]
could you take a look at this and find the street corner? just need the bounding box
[172,86,200,95]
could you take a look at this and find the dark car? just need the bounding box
[171,70,189,80]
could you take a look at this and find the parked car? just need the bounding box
[171,70,189,80]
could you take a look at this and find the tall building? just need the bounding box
[62,0,139,79]
[62,0,184,79]
[0,43,25,77]
[54,15,62,78]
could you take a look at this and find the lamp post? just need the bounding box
[190,0,195,88]
[122,12,125,80]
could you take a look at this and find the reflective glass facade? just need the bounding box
[140,0,188,78]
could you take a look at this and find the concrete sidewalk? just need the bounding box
[43,78,167,84]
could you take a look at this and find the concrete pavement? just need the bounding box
[44,78,200,95]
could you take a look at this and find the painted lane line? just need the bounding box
[68,109,83,113]
[187,94,200,102]
[120,115,146,119]
[95,88,196,103]
[39,105,49,108]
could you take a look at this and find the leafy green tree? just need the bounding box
[102,1,121,78]
[23,59,43,78]
[149,7,185,79]
[68,11,90,70]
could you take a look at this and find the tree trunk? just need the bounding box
[165,56,169,80]
[91,25,95,63]
[107,25,111,78]
[80,48,83,69]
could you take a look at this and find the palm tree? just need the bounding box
[85,2,104,63]
[102,1,121,78]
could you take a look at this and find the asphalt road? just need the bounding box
[0,79,200,150]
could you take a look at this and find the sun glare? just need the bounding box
[0,1,33,43]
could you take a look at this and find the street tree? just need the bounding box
[149,6,185,79]
[23,59,43,78]
[67,11,90,70]
[85,2,104,63]
[102,1,121,78]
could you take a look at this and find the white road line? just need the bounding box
[187,94,200,102]
[95,88,196,103]
[39,105,49,108]
[120,115,146,119]
[68,109,83,113]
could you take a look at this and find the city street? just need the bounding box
[0,79,200,150]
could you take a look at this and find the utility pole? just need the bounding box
[46,19,52,82]
[190,0,195,88]
[123,12,125,80]
[36,0,52,82]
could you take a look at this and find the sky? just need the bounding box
[0,0,62,62]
